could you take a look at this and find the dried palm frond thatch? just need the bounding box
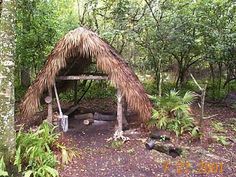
[20,27,152,121]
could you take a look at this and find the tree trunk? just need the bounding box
[153,58,160,92]
[209,63,215,100]
[176,66,186,88]
[0,0,16,163]
[218,62,222,95]
[158,58,162,97]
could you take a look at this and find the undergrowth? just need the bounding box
[148,90,197,137]
[1,121,78,177]
[60,81,116,101]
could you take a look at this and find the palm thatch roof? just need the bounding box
[20,27,152,121]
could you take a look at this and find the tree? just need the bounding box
[15,0,78,90]
[195,0,236,99]
[0,0,16,163]
[16,0,58,88]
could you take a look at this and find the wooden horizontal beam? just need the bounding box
[57,75,109,80]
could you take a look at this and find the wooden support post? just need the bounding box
[117,88,123,132]
[190,74,207,132]
[74,113,93,120]
[122,97,128,127]
[46,86,53,123]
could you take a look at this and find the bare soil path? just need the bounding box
[58,100,236,177]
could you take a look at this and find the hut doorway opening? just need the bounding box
[46,74,129,141]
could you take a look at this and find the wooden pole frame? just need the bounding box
[116,88,123,132]
[46,86,53,123]
[57,75,108,81]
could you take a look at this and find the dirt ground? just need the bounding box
[55,98,236,177]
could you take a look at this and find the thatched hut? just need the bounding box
[20,27,152,122]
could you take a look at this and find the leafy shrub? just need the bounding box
[110,140,124,150]
[143,79,157,95]
[149,90,196,136]
[13,121,79,177]
[84,82,115,99]
[59,81,116,102]
[15,83,27,102]
[15,121,59,177]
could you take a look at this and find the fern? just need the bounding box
[15,121,59,177]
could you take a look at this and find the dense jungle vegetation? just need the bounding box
[1,0,236,176]
[15,0,236,101]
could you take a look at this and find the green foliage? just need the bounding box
[84,82,116,99]
[126,148,135,155]
[212,121,225,133]
[149,90,195,136]
[228,118,236,132]
[191,126,201,138]
[16,0,58,69]
[110,140,124,150]
[0,157,8,177]
[167,116,194,137]
[56,144,79,165]
[15,82,27,102]
[142,78,157,95]
[15,0,78,91]
[211,120,230,146]
[14,0,236,102]
[59,81,116,102]
[212,135,229,146]
[207,79,228,100]
[11,121,79,177]
[149,109,168,129]
[15,121,59,177]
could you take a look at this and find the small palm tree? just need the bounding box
[149,90,195,136]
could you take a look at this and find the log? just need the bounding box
[94,112,116,121]
[74,113,93,120]
[45,96,52,104]
[57,75,108,80]
[65,104,80,115]
[83,119,94,125]
[145,139,182,158]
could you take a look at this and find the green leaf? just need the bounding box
[182,91,194,104]
[0,170,8,177]
[44,166,59,177]
[14,146,22,172]
[0,157,8,176]
[61,148,69,165]
[24,170,33,177]
[213,135,230,146]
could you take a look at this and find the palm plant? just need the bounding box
[149,90,196,136]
